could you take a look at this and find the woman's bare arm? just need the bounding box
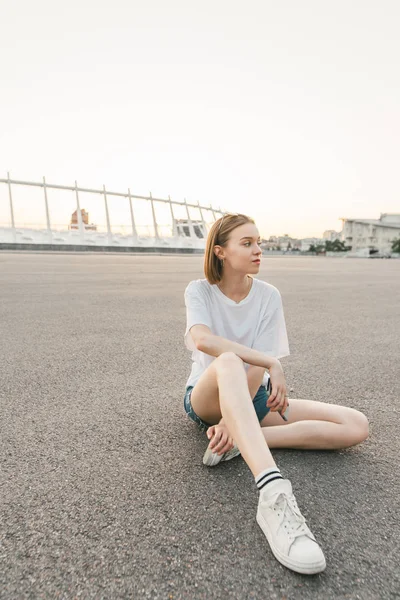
[191,325,279,370]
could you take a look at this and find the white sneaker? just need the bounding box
[257,479,326,574]
[202,443,241,466]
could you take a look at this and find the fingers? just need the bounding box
[267,385,285,407]
[268,387,277,404]
[267,386,281,408]
[211,432,227,453]
[208,427,219,449]
[282,396,289,414]
[279,396,287,414]
[208,430,234,455]
[277,395,289,415]
[214,436,234,455]
[268,386,288,412]
[278,396,289,420]
[207,426,215,439]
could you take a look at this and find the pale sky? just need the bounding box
[1,0,399,238]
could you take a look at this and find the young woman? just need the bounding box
[183,213,369,575]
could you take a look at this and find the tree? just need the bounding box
[325,239,350,252]
[392,238,400,253]
[325,240,334,251]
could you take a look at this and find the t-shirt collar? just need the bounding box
[212,277,256,306]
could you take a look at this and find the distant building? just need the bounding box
[340,213,400,254]
[261,238,279,251]
[300,237,325,252]
[323,230,341,241]
[276,234,295,251]
[261,234,301,251]
[69,209,97,231]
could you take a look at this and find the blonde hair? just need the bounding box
[204,213,255,284]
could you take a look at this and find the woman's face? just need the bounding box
[218,222,262,274]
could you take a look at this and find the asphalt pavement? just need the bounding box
[1,252,399,599]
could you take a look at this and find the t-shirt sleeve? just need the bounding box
[252,289,290,359]
[184,281,213,351]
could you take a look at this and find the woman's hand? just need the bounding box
[206,421,234,456]
[267,360,289,415]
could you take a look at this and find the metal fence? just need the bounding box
[0,173,224,247]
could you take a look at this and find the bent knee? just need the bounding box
[215,352,244,367]
[348,410,369,445]
[356,411,369,442]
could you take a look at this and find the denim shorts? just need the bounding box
[183,378,272,432]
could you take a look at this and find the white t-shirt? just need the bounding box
[184,277,290,389]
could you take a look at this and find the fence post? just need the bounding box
[74,181,85,244]
[209,203,217,221]
[197,200,207,239]
[43,176,52,244]
[168,196,176,237]
[7,172,16,243]
[128,188,138,243]
[150,192,159,240]
[184,198,196,239]
[103,185,112,245]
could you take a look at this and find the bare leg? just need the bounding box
[190,352,276,476]
[190,354,328,574]
[260,398,369,450]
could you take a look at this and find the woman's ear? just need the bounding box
[214,246,226,260]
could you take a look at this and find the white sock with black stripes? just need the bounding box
[255,467,283,492]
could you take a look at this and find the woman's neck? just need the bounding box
[217,274,252,301]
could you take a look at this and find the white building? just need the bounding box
[323,230,341,241]
[340,213,400,255]
[300,237,325,252]
[260,235,300,251]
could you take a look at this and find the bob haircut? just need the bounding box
[204,213,255,285]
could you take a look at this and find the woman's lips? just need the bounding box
[252,259,261,263]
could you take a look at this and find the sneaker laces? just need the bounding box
[264,491,311,542]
